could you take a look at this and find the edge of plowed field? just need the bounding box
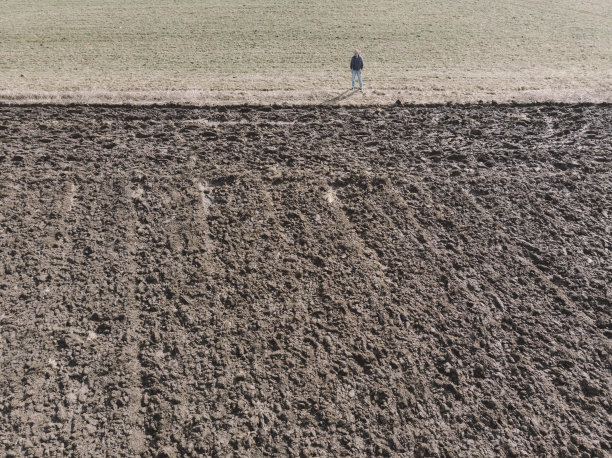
[0,87,610,107]
[1,101,611,110]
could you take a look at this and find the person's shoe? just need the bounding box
[351,87,354,90]
[359,88,363,91]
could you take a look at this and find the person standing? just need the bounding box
[350,50,364,91]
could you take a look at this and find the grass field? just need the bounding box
[1,0,611,104]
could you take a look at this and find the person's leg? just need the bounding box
[351,70,356,89]
[358,71,363,90]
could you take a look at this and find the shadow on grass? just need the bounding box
[320,89,357,106]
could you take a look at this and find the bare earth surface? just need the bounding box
[0,104,611,456]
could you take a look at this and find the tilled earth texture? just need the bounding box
[0,104,611,457]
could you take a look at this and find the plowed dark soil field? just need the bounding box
[0,104,610,457]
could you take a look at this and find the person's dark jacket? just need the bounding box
[350,55,364,71]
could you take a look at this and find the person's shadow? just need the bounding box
[320,89,357,106]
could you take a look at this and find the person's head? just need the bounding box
[354,49,360,57]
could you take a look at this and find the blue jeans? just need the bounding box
[352,70,362,89]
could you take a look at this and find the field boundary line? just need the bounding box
[0,88,610,107]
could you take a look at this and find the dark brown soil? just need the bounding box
[0,104,610,457]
